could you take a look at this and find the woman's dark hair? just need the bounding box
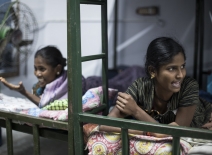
[145,37,186,77]
[34,46,66,71]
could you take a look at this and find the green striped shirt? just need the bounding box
[126,76,212,127]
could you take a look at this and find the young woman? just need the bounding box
[99,37,212,137]
[0,46,67,108]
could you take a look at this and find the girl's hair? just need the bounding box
[145,37,186,77]
[34,46,66,71]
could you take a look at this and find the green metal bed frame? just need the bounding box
[0,0,212,155]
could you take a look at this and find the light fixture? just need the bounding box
[136,6,159,16]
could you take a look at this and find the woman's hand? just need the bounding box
[202,112,212,130]
[115,92,139,116]
[0,77,26,94]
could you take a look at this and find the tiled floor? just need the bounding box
[0,128,68,155]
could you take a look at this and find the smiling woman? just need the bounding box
[97,37,212,136]
[0,46,68,108]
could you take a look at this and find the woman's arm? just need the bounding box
[100,92,157,135]
[116,92,158,123]
[20,89,40,105]
[0,77,40,105]
[99,106,145,135]
[149,105,196,138]
[175,104,196,126]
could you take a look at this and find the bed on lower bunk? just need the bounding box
[1,0,212,155]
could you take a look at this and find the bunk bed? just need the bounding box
[70,0,212,155]
[0,0,211,155]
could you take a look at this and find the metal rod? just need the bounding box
[193,0,200,80]
[172,137,180,155]
[113,0,118,69]
[80,0,105,5]
[81,53,106,62]
[121,128,129,155]
[6,118,13,155]
[198,0,204,88]
[68,0,83,154]
[101,0,109,116]
[79,113,212,140]
[33,125,40,155]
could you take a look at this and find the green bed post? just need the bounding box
[6,118,13,155]
[101,0,109,116]
[67,0,84,154]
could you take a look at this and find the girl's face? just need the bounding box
[34,55,58,87]
[154,52,186,94]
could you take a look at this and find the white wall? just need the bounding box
[1,0,212,97]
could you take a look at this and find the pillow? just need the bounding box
[42,99,68,110]
[82,86,103,112]
[82,86,118,112]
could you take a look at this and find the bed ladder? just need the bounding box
[67,0,108,154]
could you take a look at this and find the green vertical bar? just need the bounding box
[67,0,83,154]
[6,118,13,155]
[121,128,129,155]
[33,125,40,155]
[101,0,109,116]
[67,0,75,154]
[172,136,180,155]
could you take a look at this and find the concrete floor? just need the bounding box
[0,128,69,155]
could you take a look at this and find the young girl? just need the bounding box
[0,46,67,108]
[99,37,212,137]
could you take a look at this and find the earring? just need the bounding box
[57,72,60,75]
[151,74,155,79]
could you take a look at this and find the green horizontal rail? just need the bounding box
[80,0,105,5]
[0,119,68,141]
[81,53,106,62]
[79,113,212,140]
[0,110,68,130]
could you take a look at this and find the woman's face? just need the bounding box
[34,55,58,87]
[154,52,186,94]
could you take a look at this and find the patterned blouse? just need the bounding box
[125,76,212,128]
[32,82,45,97]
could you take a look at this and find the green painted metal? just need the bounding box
[80,0,105,5]
[6,118,13,155]
[81,53,106,62]
[0,120,68,141]
[68,0,109,154]
[79,113,212,140]
[101,2,109,116]
[67,0,83,154]
[121,128,129,155]
[172,137,180,155]
[0,110,68,130]
[33,125,40,155]
[85,104,107,114]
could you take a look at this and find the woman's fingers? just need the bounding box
[116,100,125,108]
[202,121,212,130]
[116,104,124,111]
